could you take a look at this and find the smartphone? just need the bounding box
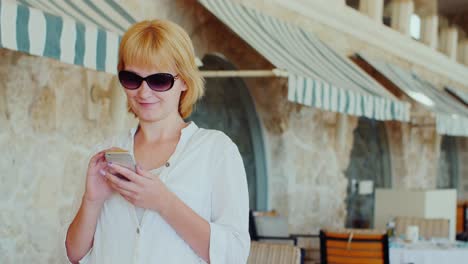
[104,151,136,181]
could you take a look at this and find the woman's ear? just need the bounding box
[180,80,188,92]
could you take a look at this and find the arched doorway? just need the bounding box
[345,117,391,228]
[437,136,458,189]
[188,54,268,210]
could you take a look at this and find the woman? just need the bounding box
[65,20,250,264]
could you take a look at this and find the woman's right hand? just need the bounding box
[83,148,116,204]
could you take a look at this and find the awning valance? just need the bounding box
[446,87,468,106]
[0,0,136,74]
[199,0,410,121]
[358,54,468,137]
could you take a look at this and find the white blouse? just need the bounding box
[75,122,251,264]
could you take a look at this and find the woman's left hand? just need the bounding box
[104,163,172,213]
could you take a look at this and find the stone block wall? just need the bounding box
[0,49,137,263]
[387,121,439,189]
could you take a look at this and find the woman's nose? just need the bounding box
[137,81,153,97]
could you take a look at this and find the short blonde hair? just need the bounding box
[117,20,204,119]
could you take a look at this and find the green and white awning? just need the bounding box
[199,0,410,121]
[0,0,136,74]
[446,86,468,105]
[358,54,468,137]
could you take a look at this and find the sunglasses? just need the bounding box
[118,70,179,92]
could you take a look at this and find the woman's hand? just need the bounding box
[104,163,172,212]
[83,148,117,204]
[105,163,211,263]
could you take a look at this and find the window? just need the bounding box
[410,14,421,40]
[345,0,360,10]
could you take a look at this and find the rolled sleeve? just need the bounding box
[78,248,92,264]
[209,138,251,263]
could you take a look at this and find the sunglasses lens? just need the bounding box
[146,73,174,91]
[118,71,142,89]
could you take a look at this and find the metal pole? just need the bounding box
[200,69,288,78]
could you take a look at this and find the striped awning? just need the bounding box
[445,87,468,106]
[358,54,468,137]
[199,0,410,121]
[0,0,136,74]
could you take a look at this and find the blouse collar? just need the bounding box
[128,121,198,156]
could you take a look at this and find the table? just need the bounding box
[390,240,468,264]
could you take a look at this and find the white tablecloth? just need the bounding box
[390,244,468,264]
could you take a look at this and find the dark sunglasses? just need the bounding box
[118,70,179,92]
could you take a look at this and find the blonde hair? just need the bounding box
[117,20,204,119]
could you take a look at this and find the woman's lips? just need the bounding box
[138,102,159,108]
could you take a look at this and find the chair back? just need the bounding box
[394,216,450,239]
[249,210,259,240]
[457,202,467,233]
[250,210,283,239]
[250,210,299,245]
[254,215,290,237]
[248,241,303,264]
[319,229,389,264]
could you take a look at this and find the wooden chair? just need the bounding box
[319,229,389,264]
[457,202,467,234]
[394,216,450,239]
[294,235,321,264]
[248,241,303,264]
[249,210,298,245]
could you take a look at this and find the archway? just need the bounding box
[345,117,392,228]
[188,54,268,210]
[437,136,458,189]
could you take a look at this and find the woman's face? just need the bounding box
[123,64,187,123]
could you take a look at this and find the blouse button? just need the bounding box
[165,162,170,167]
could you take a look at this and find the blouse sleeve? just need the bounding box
[209,138,251,264]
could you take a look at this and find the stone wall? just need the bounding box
[174,0,358,234]
[0,0,465,263]
[386,121,440,189]
[0,49,137,263]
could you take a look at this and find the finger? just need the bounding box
[90,151,105,165]
[104,171,140,192]
[95,156,113,171]
[107,163,150,184]
[135,165,154,180]
[97,155,108,166]
[120,193,136,204]
[105,171,136,190]
[109,182,137,199]
[105,167,118,175]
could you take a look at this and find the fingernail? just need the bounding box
[99,169,106,176]
[108,162,113,166]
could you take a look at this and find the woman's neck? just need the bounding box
[136,114,188,144]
